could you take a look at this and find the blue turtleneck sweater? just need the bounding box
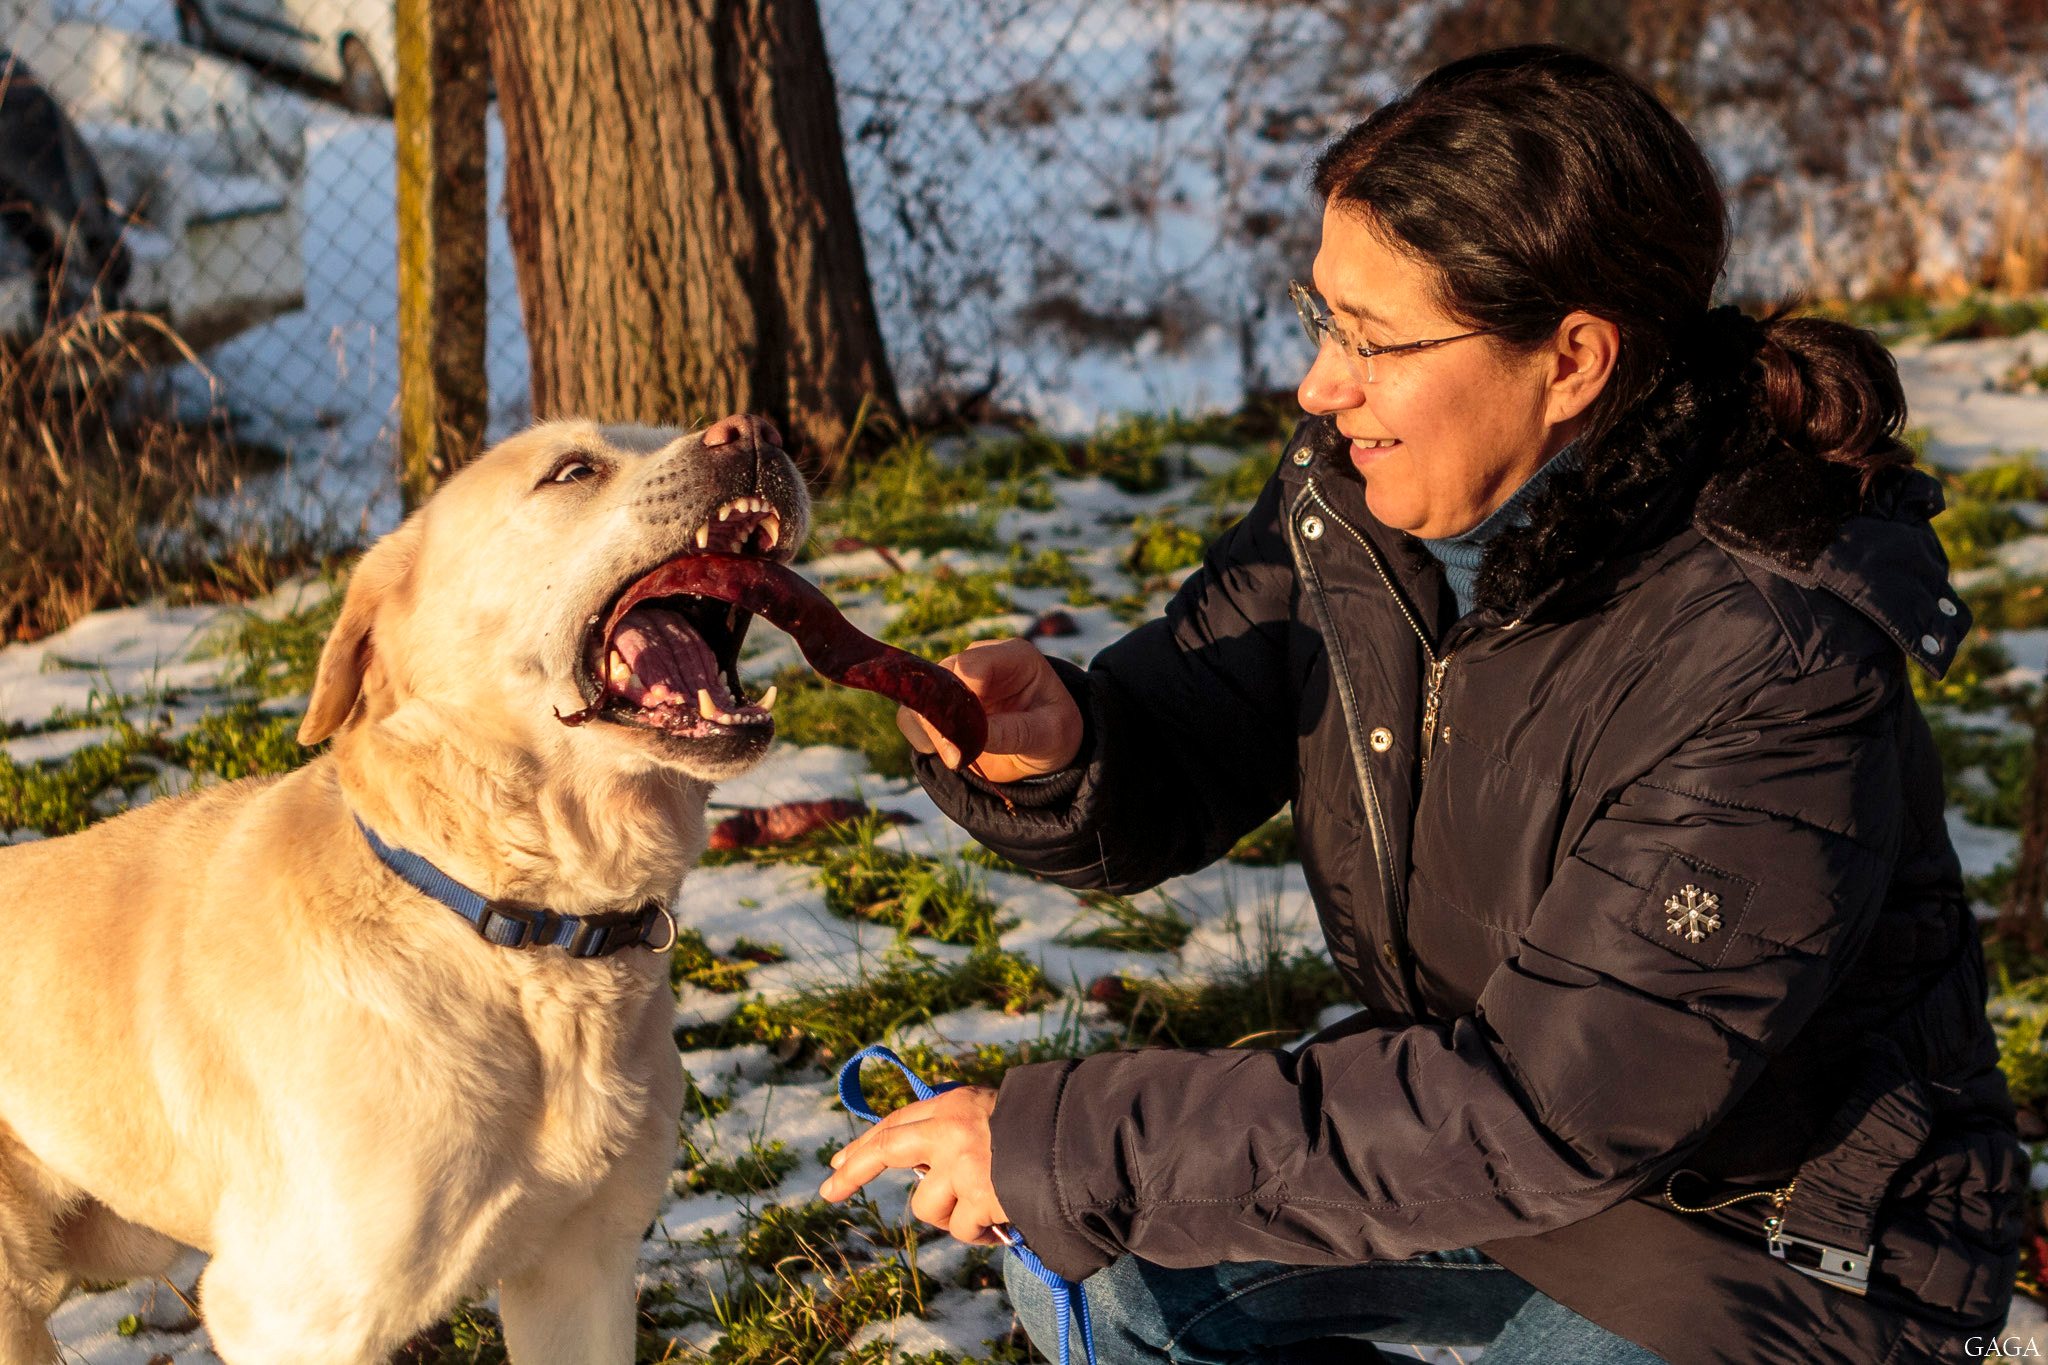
[1419,443,1581,617]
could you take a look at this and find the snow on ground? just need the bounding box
[1896,335,2048,470]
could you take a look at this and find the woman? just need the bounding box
[819,46,2024,1365]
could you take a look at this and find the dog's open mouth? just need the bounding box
[579,500,783,739]
[565,551,990,764]
[599,597,764,737]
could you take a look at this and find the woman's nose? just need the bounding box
[1297,341,1365,416]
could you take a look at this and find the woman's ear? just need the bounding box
[297,521,423,747]
[1544,310,1621,428]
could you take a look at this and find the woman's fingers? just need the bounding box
[897,638,1081,779]
[894,705,958,767]
[908,1167,960,1229]
[818,1088,1007,1244]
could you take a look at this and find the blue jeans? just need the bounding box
[1003,1247,1670,1364]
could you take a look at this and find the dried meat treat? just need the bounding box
[560,553,989,766]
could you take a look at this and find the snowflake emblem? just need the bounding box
[1665,884,1722,943]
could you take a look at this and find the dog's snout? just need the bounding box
[629,414,807,559]
[699,413,781,453]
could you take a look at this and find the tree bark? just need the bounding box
[2001,684,2048,957]
[484,0,897,479]
[395,0,490,510]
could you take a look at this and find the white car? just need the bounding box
[174,0,393,115]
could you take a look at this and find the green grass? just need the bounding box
[176,705,308,782]
[1990,964,2048,1113]
[1227,813,1298,866]
[815,824,1012,946]
[847,1038,1095,1118]
[699,1256,941,1365]
[765,666,915,778]
[1004,545,1094,602]
[1913,633,2017,711]
[1081,411,1247,495]
[881,568,1015,643]
[737,1199,868,1271]
[1926,294,2048,343]
[1055,888,1193,953]
[1923,709,2031,827]
[198,575,347,698]
[675,945,1059,1061]
[1998,355,2048,395]
[1199,447,1279,506]
[674,928,785,995]
[391,1302,511,1364]
[810,438,1000,555]
[682,1067,734,1123]
[0,703,319,836]
[1951,453,2048,503]
[1097,912,1350,1050]
[1123,515,1207,579]
[681,1139,801,1197]
[1935,497,2029,571]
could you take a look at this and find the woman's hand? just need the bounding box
[818,1085,1010,1245]
[896,638,1083,783]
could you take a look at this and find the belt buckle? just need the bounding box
[1766,1229,1873,1296]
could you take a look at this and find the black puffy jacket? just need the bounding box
[916,380,2028,1365]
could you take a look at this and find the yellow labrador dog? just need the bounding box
[0,415,808,1364]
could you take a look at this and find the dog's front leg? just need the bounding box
[496,1187,650,1365]
[498,1065,680,1364]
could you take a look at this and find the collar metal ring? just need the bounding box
[643,904,679,953]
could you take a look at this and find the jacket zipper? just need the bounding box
[1287,481,1415,1012]
[1305,481,1489,784]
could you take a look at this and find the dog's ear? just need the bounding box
[299,523,422,747]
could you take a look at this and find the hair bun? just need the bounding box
[1750,313,1908,481]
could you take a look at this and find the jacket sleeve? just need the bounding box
[914,448,1305,892]
[988,646,1908,1280]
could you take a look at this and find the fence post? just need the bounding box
[395,0,489,511]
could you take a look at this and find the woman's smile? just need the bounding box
[1346,433,1403,469]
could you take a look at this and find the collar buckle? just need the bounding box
[477,900,559,949]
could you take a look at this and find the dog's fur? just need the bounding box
[0,417,809,1364]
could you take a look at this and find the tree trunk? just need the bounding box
[483,0,897,479]
[2000,683,2048,959]
[395,0,490,510]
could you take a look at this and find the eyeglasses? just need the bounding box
[1288,280,1502,384]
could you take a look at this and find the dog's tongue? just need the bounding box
[609,607,759,725]
[577,555,989,764]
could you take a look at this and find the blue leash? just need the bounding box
[836,1044,1097,1365]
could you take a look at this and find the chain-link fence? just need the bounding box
[5,0,2048,517]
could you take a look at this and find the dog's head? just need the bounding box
[299,416,811,785]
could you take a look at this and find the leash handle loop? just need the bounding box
[834,1045,1096,1365]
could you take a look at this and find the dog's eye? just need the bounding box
[544,455,601,487]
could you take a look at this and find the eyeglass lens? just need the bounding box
[1292,283,1374,384]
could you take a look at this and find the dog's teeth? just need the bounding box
[608,651,630,685]
[628,670,648,694]
[761,515,780,549]
[718,506,732,521]
[695,524,710,549]
[759,684,777,710]
[697,688,717,720]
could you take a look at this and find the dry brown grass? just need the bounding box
[0,309,333,642]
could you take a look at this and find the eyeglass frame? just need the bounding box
[1288,279,1504,384]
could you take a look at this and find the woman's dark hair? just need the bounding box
[1311,45,1908,484]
